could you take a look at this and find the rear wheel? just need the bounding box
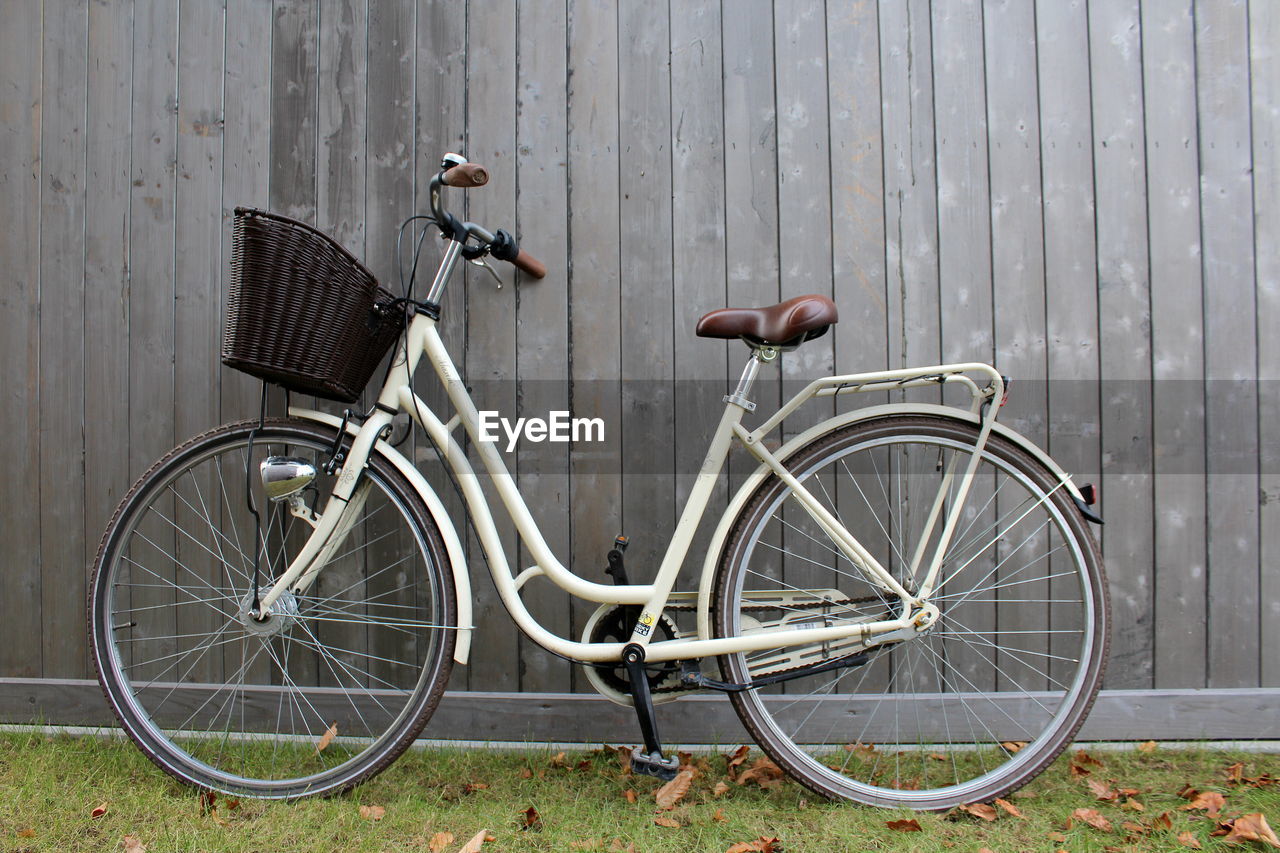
[712,415,1108,809]
[89,418,456,798]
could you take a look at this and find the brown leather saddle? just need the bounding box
[695,294,838,349]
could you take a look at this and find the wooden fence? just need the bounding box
[1,0,1277,738]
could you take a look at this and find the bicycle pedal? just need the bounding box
[630,746,680,781]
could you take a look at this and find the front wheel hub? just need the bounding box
[238,589,299,637]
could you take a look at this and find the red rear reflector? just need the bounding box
[1078,482,1097,505]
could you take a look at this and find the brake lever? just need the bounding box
[469,255,503,288]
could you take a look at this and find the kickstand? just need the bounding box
[622,643,679,781]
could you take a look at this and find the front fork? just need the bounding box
[255,410,391,615]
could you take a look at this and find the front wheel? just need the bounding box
[89,418,456,798]
[712,415,1108,809]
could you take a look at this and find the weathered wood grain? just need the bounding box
[0,1,45,679]
[514,0,572,692]
[38,0,89,678]
[1142,0,1207,689]
[2,0,1276,729]
[1088,0,1155,690]
[567,0,624,690]
[1254,0,1280,689]
[463,0,522,692]
[1196,0,1260,690]
[669,0,727,594]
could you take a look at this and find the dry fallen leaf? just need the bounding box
[713,781,730,797]
[736,757,785,790]
[653,815,681,829]
[1073,807,1113,832]
[520,806,542,831]
[316,721,338,753]
[958,802,998,822]
[1179,790,1225,819]
[1151,811,1174,831]
[429,831,455,853]
[712,807,727,823]
[1176,830,1203,849]
[1047,830,1068,842]
[654,769,694,811]
[455,829,494,853]
[1001,740,1027,753]
[1219,813,1280,849]
[886,818,922,832]
[122,836,146,852]
[994,797,1024,818]
[550,751,569,768]
[1138,740,1158,753]
[91,802,109,819]
[725,837,781,853]
[623,789,637,804]
[17,829,35,838]
[358,804,386,821]
[1088,778,1121,802]
[465,782,489,794]
[725,745,751,778]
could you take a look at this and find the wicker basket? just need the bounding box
[223,207,405,403]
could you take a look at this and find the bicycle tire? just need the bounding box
[89,418,456,798]
[712,415,1108,809]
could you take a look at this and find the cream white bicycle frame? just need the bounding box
[251,233,1036,673]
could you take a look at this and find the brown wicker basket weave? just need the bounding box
[223,207,405,403]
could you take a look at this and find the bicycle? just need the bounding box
[88,153,1109,810]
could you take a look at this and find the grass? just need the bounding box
[0,731,1275,852]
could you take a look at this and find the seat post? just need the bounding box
[724,346,778,412]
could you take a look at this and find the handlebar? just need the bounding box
[429,155,546,280]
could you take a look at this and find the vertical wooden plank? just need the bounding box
[514,0,571,692]
[827,0,886,377]
[985,0,1050,692]
[0,2,43,678]
[464,0,521,692]
[317,0,367,255]
[773,0,835,671]
[1037,0,1100,482]
[221,0,273,421]
[365,0,414,284]
[39,0,89,678]
[1254,0,1280,688]
[1196,0,1259,689]
[84,0,134,581]
[931,0,994,691]
[128,0,180,685]
[774,0,833,430]
[567,0,622,690]
[175,0,226,440]
[1036,0,1102,685]
[933,0,991,368]
[270,0,318,223]
[1142,0,1206,689]
[415,0,469,691]
[721,0,779,490]
[172,0,227,684]
[669,0,725,593]
[880,0,940,374]
[618,0,674,582]
[1089,0,1154,689]
[985,0,1046,445]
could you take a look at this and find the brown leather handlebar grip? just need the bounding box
[441,163,489,188]
[512,249,547,279]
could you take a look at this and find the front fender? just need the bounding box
[694,403,1088,641]
[290,408,473,665]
